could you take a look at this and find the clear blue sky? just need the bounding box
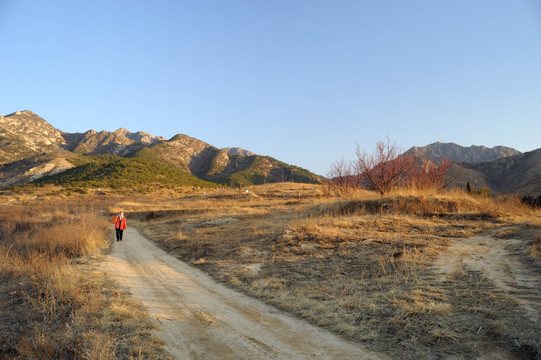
[1,1,540,176]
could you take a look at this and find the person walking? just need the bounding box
[115,211,127,241]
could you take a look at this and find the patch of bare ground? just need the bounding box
[429,226,541,358]
[128,184,541,359]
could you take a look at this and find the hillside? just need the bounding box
[0,150,76,189]
[452,148,541,195]
[30,154,216,191]
[133,138,322,186]
[0,110,323,189]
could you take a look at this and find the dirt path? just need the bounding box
[97,227,385,360]
[433,229,541,323]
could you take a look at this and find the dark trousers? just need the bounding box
[116,228,124,241]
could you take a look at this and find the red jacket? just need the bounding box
[115,216,127,230]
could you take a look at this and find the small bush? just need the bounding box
[475,186,492,198]
[522,195,541,208]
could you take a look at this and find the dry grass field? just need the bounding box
[0,196,170,359]
[122,183,541,360]
[2,183,540,359]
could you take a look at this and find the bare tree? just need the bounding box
[328,137,459,198]
[410,156,454,190]
[326,157,358,197]
[354,137,416,196]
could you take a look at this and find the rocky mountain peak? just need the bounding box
[113,128,131,136]
[60,127,166,156]
[0,110,66,164]
[223,147,256,157]
[6,110,38,117]
[125,131,165,145]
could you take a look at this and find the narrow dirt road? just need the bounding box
[97,227,385,360]
[433,228,541,323]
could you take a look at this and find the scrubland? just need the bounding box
[125,183,541,360]
[2,183,541,359]
[0,199,169,359]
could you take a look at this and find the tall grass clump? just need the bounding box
[0,205,107,358]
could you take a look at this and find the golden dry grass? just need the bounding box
[127,183,541,359]
[6,183,538,358]
[0,201,170,359]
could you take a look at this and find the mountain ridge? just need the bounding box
[0,111,323,189]
[405,141,521,164]
[1,110,539,194]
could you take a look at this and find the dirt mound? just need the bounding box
[320,195,484,216]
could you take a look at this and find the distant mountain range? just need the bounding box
[0,111,322,190]
[405,142,541,195]
[405,142,521,164]
[1,111,540,195]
